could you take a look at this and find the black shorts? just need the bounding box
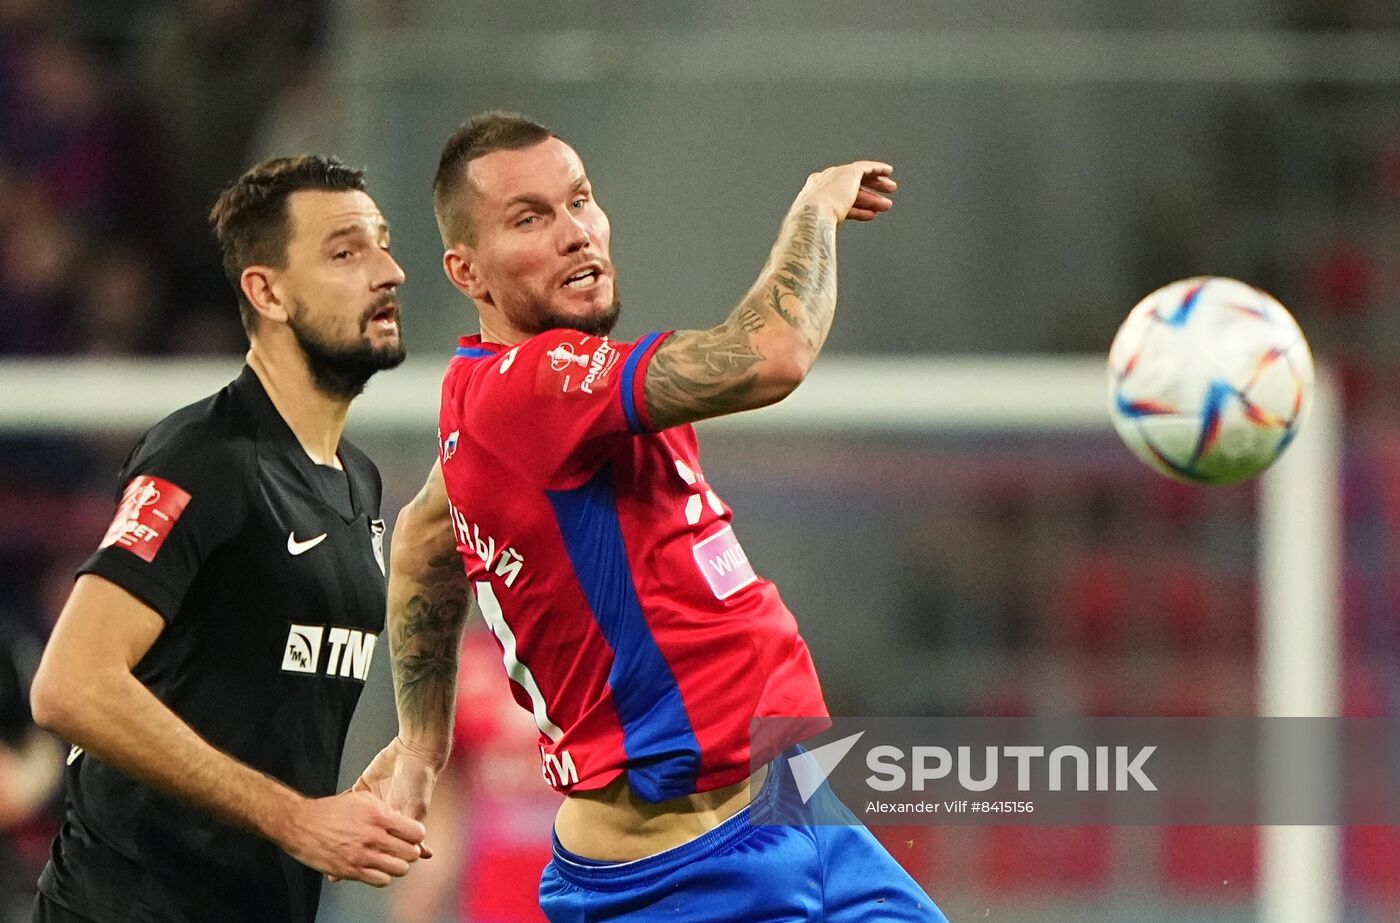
[31,895,97,923]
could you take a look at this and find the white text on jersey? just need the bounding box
[579,340,618,394]
[541,747,580,787]
[448,502,525,586]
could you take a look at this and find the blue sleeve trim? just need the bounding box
[455,347,495,359]
[620,331,664,434]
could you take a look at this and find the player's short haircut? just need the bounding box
[209,155,367,335]
[433,111,557,247]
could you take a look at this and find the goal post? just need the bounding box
[0,355,1342,920]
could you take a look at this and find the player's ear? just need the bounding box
[241,266,290,325]
[443,244,487,300]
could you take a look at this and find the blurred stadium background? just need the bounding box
[1,0,1398,920]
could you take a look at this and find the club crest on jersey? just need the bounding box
[543,338,620,394]
[370,518,386,575]
[99,475,193,563]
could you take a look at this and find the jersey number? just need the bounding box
[474,581,564,742]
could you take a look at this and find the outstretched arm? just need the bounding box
[645,161,896,430]
[355,460,472,830]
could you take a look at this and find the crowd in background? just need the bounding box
[1,0,329,358]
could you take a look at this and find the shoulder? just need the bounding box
[461,330,659,396]
[124,385,256,489]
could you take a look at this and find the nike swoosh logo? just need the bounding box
[287,532,328,555]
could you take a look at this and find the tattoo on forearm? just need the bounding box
[737,305,765,332]
[391,548,470,725]
[643,204,837,428]
[766,206,838,349]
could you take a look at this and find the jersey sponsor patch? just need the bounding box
[692,524,758,600]
[281,623,379,680]
[282,624,324,673]
[538,336,621,395]
[99,475,193,562]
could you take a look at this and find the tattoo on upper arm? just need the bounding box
[646,327,765,427]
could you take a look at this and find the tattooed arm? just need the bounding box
[645,161,896,430]
[388,459,472,765]
[352,460,468,834]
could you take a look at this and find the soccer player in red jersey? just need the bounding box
[357,112,946,920]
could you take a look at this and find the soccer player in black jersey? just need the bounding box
[28,156,427,923]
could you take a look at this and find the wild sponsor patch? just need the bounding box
[692,524,758,600]
[99,475,193,562]
[537,336,621,396]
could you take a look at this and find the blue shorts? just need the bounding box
[539,749,948,922]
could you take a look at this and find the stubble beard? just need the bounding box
[507,276,622,338]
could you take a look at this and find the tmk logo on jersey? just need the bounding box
[281,623,378,680]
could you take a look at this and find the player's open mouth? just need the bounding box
[369,305,399,329]
[562,265,602,289]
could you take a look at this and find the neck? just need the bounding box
[246,344,350,468]
[476,309,528,347]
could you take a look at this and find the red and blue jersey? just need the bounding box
[437,330,827,802]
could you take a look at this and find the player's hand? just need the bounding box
[351,736,440,858]
[281,790,426,887]
[792,161,896,225]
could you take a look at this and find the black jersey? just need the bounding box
[38,367,389,923]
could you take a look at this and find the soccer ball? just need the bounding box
[1107,276,1314,486]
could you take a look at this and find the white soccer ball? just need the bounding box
[1107,276,1315,486]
